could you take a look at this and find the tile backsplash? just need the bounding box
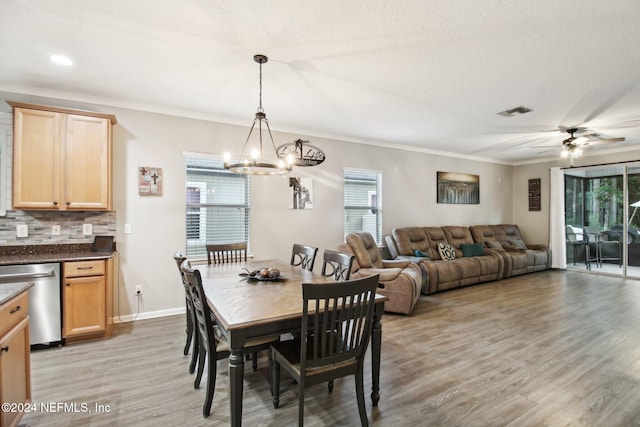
[0,210,116,245]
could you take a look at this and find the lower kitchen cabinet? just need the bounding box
[63,259,113,342]
[0,291,31,427]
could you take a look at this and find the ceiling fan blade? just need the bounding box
[586,137,625,146]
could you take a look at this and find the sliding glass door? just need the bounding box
[564,166,625,276]
[626,165,640,278]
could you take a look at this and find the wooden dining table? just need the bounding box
[195,259,388,426]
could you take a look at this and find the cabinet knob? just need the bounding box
[66,282,71,286]
[1,346,8,353]
[9,305,21,314]
[53,201,58,206]
[66,202,71,206]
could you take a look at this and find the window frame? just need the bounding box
[184,155,250,259]
[343,168,383,244]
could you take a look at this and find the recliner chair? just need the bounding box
[339,232,422,314]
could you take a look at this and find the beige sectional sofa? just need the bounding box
[385,224,550,295]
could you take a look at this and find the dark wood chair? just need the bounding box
[180,260,278,418]
[173,251,198,374]
[206,242,247,265]
[321,249,354,281]
[290,243,318,271]
[270,274,380,426]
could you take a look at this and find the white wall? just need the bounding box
[1,93,514,319]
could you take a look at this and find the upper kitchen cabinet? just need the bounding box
[8,101,117,211]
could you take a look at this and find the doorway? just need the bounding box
[564,163,640,277]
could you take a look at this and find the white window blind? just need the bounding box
[185,156,250,258]
[344,168,382,244]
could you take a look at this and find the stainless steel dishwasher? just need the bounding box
[0,263,61,346]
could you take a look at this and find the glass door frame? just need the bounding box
[563,161,640,278]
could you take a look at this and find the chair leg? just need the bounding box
[355,368,369,427]
[271,354,281,409]
[184,307,193,356]
[188,326,199,374]
[252,352,258,371]
[328,380,334,393]
[194,344,206,389]
[203,350,217,418]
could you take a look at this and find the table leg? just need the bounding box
[229,348,244,426]
[370,303,383,406]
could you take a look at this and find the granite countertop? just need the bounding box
[0,281,34,306]
[0,243,115,266]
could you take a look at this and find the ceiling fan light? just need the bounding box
[560,150,569,158]
[573,148,583,157]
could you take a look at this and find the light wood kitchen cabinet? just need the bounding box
[63,259,113,341]
[8,101,117,211]
[0,291,31,427]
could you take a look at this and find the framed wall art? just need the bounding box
[528,178,541,211]
[437,171,479,204]
[289,177,313,209]
[138,166,163,196]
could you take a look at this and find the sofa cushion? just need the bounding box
[438,242,456,260]
[460,243,484,257]
[486,240,504,250]
[509,238,528,249]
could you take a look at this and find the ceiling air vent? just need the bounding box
[497,106,533,117]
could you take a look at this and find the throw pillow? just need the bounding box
[486,240,504,250]
[460,243,484,257]
[413,249,430,258]
[438,242,456,261]
[509,238,528,249]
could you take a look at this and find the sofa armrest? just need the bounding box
[382,259,412,268]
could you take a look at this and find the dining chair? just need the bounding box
[206,242,247,265]
[321,249,354,281]
[270,274,380,426]
[180,260,278,418]
[290,243,318,271]
[173,251,198,374]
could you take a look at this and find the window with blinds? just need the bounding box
[344,168,383,244]
[185,156,250,258]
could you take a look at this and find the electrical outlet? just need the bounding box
[135,285,143,296]
[52,225,61,236]
[124,223,132,234]
[16,224,28,238]
[83,224,93,235]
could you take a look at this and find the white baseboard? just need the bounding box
[113,306,185,323]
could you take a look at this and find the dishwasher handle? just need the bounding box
[0,270,56,281]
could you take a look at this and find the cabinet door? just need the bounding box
[0,317,31,427]
[63,275,106,337]
[64,114,112,210]
[12,108,62,209]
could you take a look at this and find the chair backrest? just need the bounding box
[566,226,579,242]
[345,232,383,268]
[173,251,189,294]
[321,249,354,281]
[206,242,247,265]
[300,274,379,371]
[291,243,318,271]
[180,260,219,352]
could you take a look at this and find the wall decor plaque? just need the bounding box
[528,178,541,211]
[437,172,479,204]
[138,166,163,196]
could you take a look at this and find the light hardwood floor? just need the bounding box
[19,270,640,427]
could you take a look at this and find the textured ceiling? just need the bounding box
[1,0,639,164]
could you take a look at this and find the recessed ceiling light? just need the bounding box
[49,54,73,66]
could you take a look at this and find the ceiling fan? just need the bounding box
[535,127,625,166]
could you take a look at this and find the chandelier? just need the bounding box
[224,54,293,175]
